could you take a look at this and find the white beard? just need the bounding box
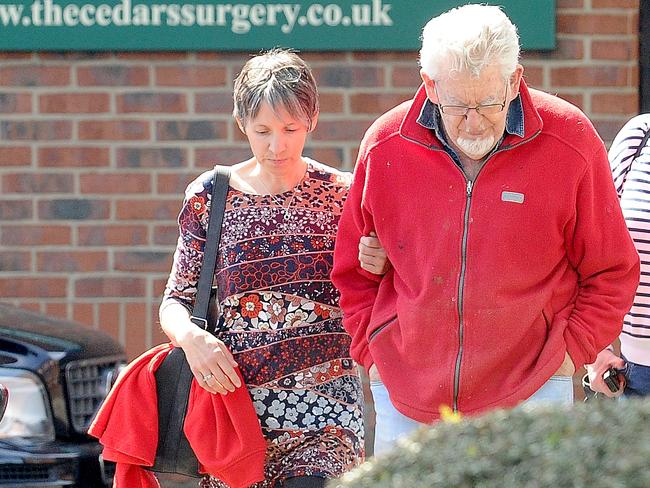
[456,135,496,160]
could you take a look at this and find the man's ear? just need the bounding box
[509,64,525,101]
[420,70,438,103]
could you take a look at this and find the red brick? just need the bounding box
[350,92,414,114]
[78,224,149,246]
[522,38,585,61]
[0,121,72,140]
[116,93,187,113]
[0,251,31,271]
[37,251,108,272]
[80,173,152,194]
[124,302,149,359]
[156,120,227,141]
[98,302,121,340]
[38,146,110,167]
[522,67,544,88]
[77,65,150,86]
[115,199,180,220]
[157,173,198,194]
[592,92,639,114]
[311,119,375,142]
[0,200,32,220]
[555,92,585,110]
[38,199,110,220]
[75,277,146,298]
[45,303,68,319]
[195,147,251,168]
[319,92,345,113]
[0,224,71,245]
[39,93,110,113]
[557,14,629,35]
[195,92,234,113]
[155,66,227,87]
[0,66,70,86]
[117,52,187,61]
[153,225,179,245]
[3,173,73,193]
[0,93,32,113]
[0,278,67,297]
[313,66,385,88]
[592,40,638,61]
[78,120,150,140]
[114,251,172,272]
[593,118,632,143]
[551,66,629,87]
[592,0,638,7]
[116,147,186,168]
[151,322,169,347]
[303,147,344,168]
[0,53,31,60]
[0,146,31,166]
[73,303,96,328]
[391,66,421,89]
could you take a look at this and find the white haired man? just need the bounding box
[332,4,640,455]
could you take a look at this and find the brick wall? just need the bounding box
[0,0,640,359]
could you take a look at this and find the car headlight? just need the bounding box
[0,368,54,441]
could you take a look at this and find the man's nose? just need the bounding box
[464,109,485,130]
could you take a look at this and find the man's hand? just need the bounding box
[359,231,390,275]
[586,348,626,397]
[555,351,576,376]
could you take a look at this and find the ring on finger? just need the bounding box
[202,373,214,381]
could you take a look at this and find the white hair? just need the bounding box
[419,4,520,81]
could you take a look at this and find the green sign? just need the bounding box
[0,0,555,51]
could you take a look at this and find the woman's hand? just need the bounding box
[177,326,241,395]
[586,348,626,398]
[359,231,390,275]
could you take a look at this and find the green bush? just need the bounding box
[331,399,650,488]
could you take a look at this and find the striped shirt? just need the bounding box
[610,114,650,365]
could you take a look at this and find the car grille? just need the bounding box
[64,356,124,434]
[0,463,49,481]
[0,460,75,485]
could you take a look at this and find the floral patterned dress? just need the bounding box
[162,159,364,487]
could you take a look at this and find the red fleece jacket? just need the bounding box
[332,81,640,422]
[88,343,266,488]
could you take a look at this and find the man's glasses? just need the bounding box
[435,81,509,117]
[241,65,305,84]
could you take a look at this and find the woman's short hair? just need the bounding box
[233,48,319,130]
[419,4,520,82]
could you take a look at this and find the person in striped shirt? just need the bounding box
[587,114,650,397]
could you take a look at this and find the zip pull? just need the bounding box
[466,180,473,197]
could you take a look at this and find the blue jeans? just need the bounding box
[370,375,573,456]
[622,359,650,397]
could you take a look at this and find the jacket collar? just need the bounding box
[399,79,543,150]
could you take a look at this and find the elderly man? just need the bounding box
[332,4,639,456]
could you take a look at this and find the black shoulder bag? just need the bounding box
[149,165,231,477]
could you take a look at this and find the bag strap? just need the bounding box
[190,165,231,333]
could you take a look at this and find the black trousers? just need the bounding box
[282,476,326,488]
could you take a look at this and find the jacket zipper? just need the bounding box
[402,129,542,412]
[453,179,473,411]
[368,314,398,342]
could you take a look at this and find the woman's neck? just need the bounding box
[253,158,307,194]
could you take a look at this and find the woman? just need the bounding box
[159,49,386,488]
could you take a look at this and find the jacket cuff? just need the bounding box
[564,335,589,371]
[359,347,374,371]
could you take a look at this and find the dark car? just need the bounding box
[0,303,126,487]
